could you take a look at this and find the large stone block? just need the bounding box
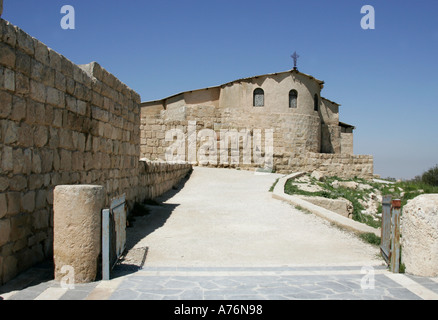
[1,145,13,172]
[53,185,104,283]
[0,90,12,118]
[2,255,18,285]
[6,192,20,215]
[0,193,6,218]
[9,213,31,242]
[17,122,34,147]
[34,125,49,147]
[15,50,31,77]
[11,95,26,121]
[34,40,50,65]
[0,42,15,69]
[16,28,34,56]
[402,194,438,277]
[30,80,46,103]
[0,218,10,247]
[46,86,64,108]
[3,67,15,91]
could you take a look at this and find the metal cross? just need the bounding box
[291,51,300,70]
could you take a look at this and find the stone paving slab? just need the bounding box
[106,266,424,301]
[2,264,438,300]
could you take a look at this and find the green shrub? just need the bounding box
[421,164,438,186]
[359,233,381,246]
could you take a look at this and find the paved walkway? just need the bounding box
[1,167,438,300]
[2,264,438,300]
[128,167,383,267]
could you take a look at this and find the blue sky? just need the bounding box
[3,0,438,179]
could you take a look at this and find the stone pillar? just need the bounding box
[402,194,438,277]
[53,185,105,283]
[0,0,3,17]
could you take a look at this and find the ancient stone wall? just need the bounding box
[0,18,191,285]
[140,110,372,179]
[340,132,354,155]
[283,152,374,179]
[138,160,192,200]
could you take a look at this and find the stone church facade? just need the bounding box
[141,69,373,178]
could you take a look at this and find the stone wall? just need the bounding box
[138,160,192,200]
[140,109,373,179]
[0,18,192,285]
[340,132,354,155]
[283,152,374,179]
[140,117,274,169]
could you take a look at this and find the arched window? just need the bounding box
[289,90,298,108]
[253,88,264,107]
[314,94,319,111]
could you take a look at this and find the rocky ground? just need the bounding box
[286,171,402,225]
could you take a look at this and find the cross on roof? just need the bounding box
[291,51,300,70]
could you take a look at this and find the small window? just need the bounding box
[289,90,298,108]
[253,88,264,107]
[314,94,319,111]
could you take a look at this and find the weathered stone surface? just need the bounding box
[0,193,7,218]
[0,21,192,286]
[296,195,353,218]
[6,192,20,215]
[21,190,35,213]
[11,96,26,121]
[3,67,15,91]
[0,42,15,68]
[30,80,46,103]
[2,255,18,284]
[53,185,105,283]
[1,146,13,172]
[0,219,10,246]
[16,28,34,56]
[310,170,324,181]
[332,180,359,190]
[15,72,30,95]
[402,194,438,277]
[0,90,12,118]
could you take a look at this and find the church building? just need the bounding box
[140,62,373,178]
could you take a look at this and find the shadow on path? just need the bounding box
[111,172,192,278]
[0,171,194,292]
[0,260,54,299]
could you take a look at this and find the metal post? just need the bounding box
[102,209,110,280]
[390,199,401,273]
[380,195,392,265]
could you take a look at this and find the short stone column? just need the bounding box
[402,194,438,277]
[53,185,105,283]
